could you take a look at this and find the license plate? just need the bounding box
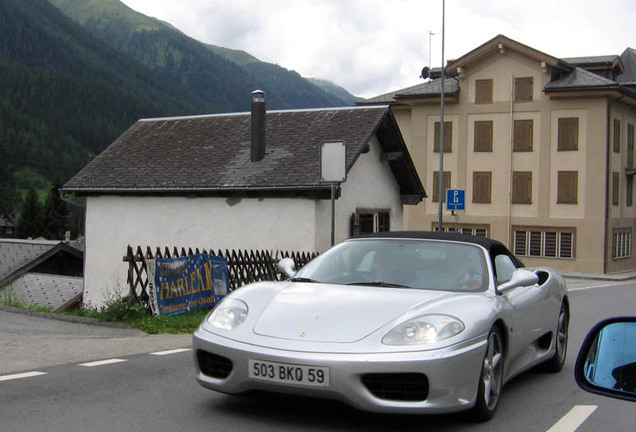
[248,359,330,387]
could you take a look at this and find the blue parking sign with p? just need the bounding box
[446,189,465,211]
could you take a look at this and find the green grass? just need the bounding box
[1,293,210,334]
[61,299,211,334]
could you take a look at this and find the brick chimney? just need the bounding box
[250,90,266,162]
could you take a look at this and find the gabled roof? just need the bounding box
[359,35,636,106]
[545,67,620,91]
[9,273,83,311]
[563,55,623,72]
[618,48,636,85]
[359,78,459,106]
[0,239,84,311]
[445,34,571,75]
[63,106,425,204]
[0,239,83,281]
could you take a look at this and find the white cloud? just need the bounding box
[121,0,635,98]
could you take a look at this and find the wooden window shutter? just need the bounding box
[513,119,533,152]
[529,231,542,256]
[560,232,574,258]
[474,121,493,152]
[613,119,621,153]
[432,171,451,202]
[514,230,527,256]
[475,79,493,104]
[434,122,452,153]
[378,212,390,232]
[627,177,633,207]
[558,118,579,151]
[350,213,359,237]
[514,77,533,102]
[512,172,532,204]
[544,232,558,257]
[612,172,620,206]
[557,171,578,204]
[472,171,492,203]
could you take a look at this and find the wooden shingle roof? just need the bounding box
[63,106,425,203]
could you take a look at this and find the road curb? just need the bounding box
[0,305,133,329]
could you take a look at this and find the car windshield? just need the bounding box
[293,239,489,292]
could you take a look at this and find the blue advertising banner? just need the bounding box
[146,254,229,316]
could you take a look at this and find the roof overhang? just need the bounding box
[62,185,337,200]
[544,87,636,108]
[445,34,572,76]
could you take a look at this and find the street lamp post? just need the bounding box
[437,0,446,232]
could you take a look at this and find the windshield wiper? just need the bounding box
[290,277,319,283]
[347,281,411,288]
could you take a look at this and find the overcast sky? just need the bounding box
[120,0,635,99]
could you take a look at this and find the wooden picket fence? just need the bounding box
[123,245,319,311]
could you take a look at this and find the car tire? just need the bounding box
[470,326,504,422]
[542,303,569,373]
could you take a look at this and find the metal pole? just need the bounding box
[330,183,336,246]
[437,0,446,232]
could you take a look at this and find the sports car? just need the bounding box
[193,232,569,421]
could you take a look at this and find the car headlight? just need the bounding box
[382,314,464,345]
[206,298,248,331]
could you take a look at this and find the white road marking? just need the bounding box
[0,371,47,382]
[567,282,633,292]
[79,358,127,367]
[150,348,192,356]
[546,405,597,432]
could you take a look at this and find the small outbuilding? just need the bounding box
[63,96,425,307]
[0,238,84,311]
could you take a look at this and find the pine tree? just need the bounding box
[15,188,42,239]
[41,177,69,240]
[0,142,18,220]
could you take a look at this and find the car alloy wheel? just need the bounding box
[543,303,569,373]
[471,326,504,421]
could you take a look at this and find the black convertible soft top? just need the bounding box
[352,231,525,268]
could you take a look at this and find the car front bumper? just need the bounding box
[192,327,488,414]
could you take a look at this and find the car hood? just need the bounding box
[252,283,453,343]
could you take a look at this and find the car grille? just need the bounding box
[361,373,429,402]
[196,350,233,379]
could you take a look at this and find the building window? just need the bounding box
[557,171,578,204]
[628,124,635,168]
[612,172,620,206]
[558,118,579,151]
[351,210,390,236]
[613,229,632,259]
[433,223,489,237]
[512,171,532,204]
[613,119,621,153]
[513,227,575,259]
[474,121,493,152]
[475,79,493,104]
[432,171,451,202]
[628,177,634,207]
[434,122,452,153]
[473,171,492,203]
[513,119,533,152]
[514,77,533,102]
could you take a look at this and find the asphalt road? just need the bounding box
[0,306,191,375]
[1,278,635,432]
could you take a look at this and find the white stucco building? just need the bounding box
[63,101,425,307]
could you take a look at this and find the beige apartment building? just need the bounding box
[362,35,636,274]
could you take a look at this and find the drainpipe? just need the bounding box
[251,90,266,162]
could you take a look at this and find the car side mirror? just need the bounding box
[497,268,539,293]
[277,257,296,278]
[575,317,636,402]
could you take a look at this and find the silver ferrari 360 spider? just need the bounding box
[193,232,569,421]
